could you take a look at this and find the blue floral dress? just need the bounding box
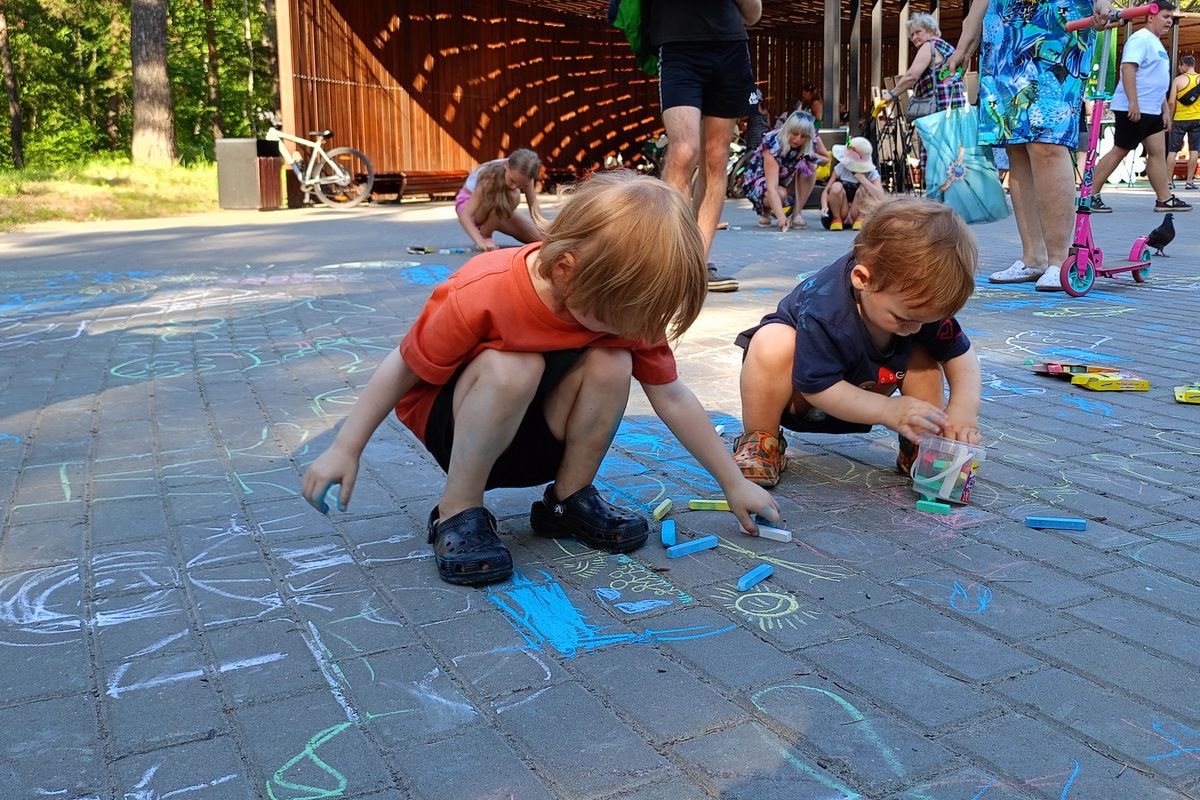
[742,129,814,215]
[978,0,1096,147]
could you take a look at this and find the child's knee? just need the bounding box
[828,182,846,200]
[582,347,633,381]
[470,350,544,394]
[746,324,796,368]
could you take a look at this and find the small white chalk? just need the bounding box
[757,526,792,543]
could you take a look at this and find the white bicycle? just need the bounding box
[266,127,375,208]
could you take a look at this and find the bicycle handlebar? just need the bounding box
[1065,3,1158,33]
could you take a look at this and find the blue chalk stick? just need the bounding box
[1025,515,1088,531]
[737,563,774,591]
[660,519,677,547]
[666,535,719,558]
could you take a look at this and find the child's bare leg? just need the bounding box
[735,323,795,487]
[827,182,849,219]
[740,323,796,432]
[899,344,946,408]
[496,211,542,244]
[439,350,544,518]
[530,348,648,551]
[543,348,633,497]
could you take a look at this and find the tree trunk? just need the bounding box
[203,0,222,139]
[261,0,280,123]
[131,0,176,164]
[0,8,23,169]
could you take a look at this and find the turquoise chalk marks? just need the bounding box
[896,578,992,615]
[1060,758,1080,799]
[488,570,731,658]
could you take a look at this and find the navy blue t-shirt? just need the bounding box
[735,253,971,434]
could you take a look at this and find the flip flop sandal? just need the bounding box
[529,484,649,552]
[427,506,513,586]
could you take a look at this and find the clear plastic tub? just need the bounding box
[909,433,986,505]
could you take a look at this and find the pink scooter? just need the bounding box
[1060,4,1160,297]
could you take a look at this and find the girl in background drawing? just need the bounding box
[455,149,547,251]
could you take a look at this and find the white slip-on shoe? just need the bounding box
[988,260,1045,284]
[1035,265,1064,292]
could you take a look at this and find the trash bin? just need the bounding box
[215,138,284,210]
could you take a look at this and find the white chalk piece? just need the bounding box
[756,526,792,543]
[660,519,677,547]
[713,424,725,435]
[666,535,719,558]
[737,563,774,591]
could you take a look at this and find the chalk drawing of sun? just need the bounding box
[711,587,820,632]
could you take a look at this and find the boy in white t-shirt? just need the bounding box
[1089,1,1192,215]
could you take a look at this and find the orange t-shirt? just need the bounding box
[395,243,678,442]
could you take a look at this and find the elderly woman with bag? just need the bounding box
[881,14,968,185]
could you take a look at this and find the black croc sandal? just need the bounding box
[426,506,513,586]
[529,484,649,553]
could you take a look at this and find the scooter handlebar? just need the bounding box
[1065,3,1159,33]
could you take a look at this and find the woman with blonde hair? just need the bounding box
[742,111,829,230]
[455,149,548,251]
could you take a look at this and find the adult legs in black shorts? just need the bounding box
[1168,119,1200,186]
[1090,111,1191,211]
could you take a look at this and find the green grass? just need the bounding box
[0,159,220,231]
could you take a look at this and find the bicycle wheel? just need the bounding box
[314,147,375,208]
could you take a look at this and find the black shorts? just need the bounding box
[1112,110,1166,150]
[1169,118,1200,153]
[658,41,756,118]
[423,349,585,490]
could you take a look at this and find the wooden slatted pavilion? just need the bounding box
[275,0,974,180]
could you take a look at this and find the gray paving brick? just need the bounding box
[234,690,395,796]
[967,523,1130,577]
[186,559,286,628]
[887,768,1039,800]
[392,728,554,800]
[0,517,86,568]
[1123,539,1200,583]
[499,681,668,796]
[102,650,227,755]
[1093,566,1200,624]
[596,776,713,800]
[1065,595,1200,664]
[994,668,1200,783]
[802,635,999,728]
[749,679,960,791]
[930,542,1102,607]
[850,599,1044,682]
[91,497,170,545]
[800,526,947,581]
[0,695,104,796]
[0,635,90,702]
[572,644,746,741]
[112,736,257,800]
[951,713,1192,800]
[1028,628,1200,722]
[892,572,1075,640]
[205,617,327,704]
[655,605,809,690]
[673,720,864,799]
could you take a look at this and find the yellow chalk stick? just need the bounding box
[688,499,729,511]
[652,499,673,521]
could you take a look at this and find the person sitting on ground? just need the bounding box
[742,111,829,230]
[301,170,779,587]
[820,136,886,231]
[731,197,982,489]
[455,149,548,252]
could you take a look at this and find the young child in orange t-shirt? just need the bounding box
[302,170,778,586]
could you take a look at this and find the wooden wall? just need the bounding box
[277,0,931,175]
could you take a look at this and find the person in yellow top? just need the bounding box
[1168,55,1200,190]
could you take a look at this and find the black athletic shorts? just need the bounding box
[1169,118,1200,153]
[424,349,585,490]
[658,41,756,118]
[1112,110,1166,151]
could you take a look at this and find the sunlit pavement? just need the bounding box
[1,187,1198,799]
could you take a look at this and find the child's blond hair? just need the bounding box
[476,149,541,222]
[538,170,707,343]
[852,196,977,317]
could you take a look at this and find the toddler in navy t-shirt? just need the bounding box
[733,196,983,488]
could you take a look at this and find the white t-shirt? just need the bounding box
[463,158,507,192]
[834,162,881,185]
[1111,28,1171,114]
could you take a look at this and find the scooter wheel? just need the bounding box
[1060,254,1094,297]
[1132,247,1151,283]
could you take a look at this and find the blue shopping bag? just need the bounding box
[915,105,1010,224]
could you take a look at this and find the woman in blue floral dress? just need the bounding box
[948,0,1113,291]
[742,112,829,230]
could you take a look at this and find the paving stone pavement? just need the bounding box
[1,185,1198,800]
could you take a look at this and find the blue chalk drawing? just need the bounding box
[896,578,992,614]
[397,265,452,285]
[1060,758,1080,799]
[1039,347,1120,363]
[970,780,997,800]
[489,570,730,658]
[0,433,20,446]
[1061,396,1113,417]
[1145,720,1200,761]
[592,587,673,615]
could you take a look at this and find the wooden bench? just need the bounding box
[371,170,468,201]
